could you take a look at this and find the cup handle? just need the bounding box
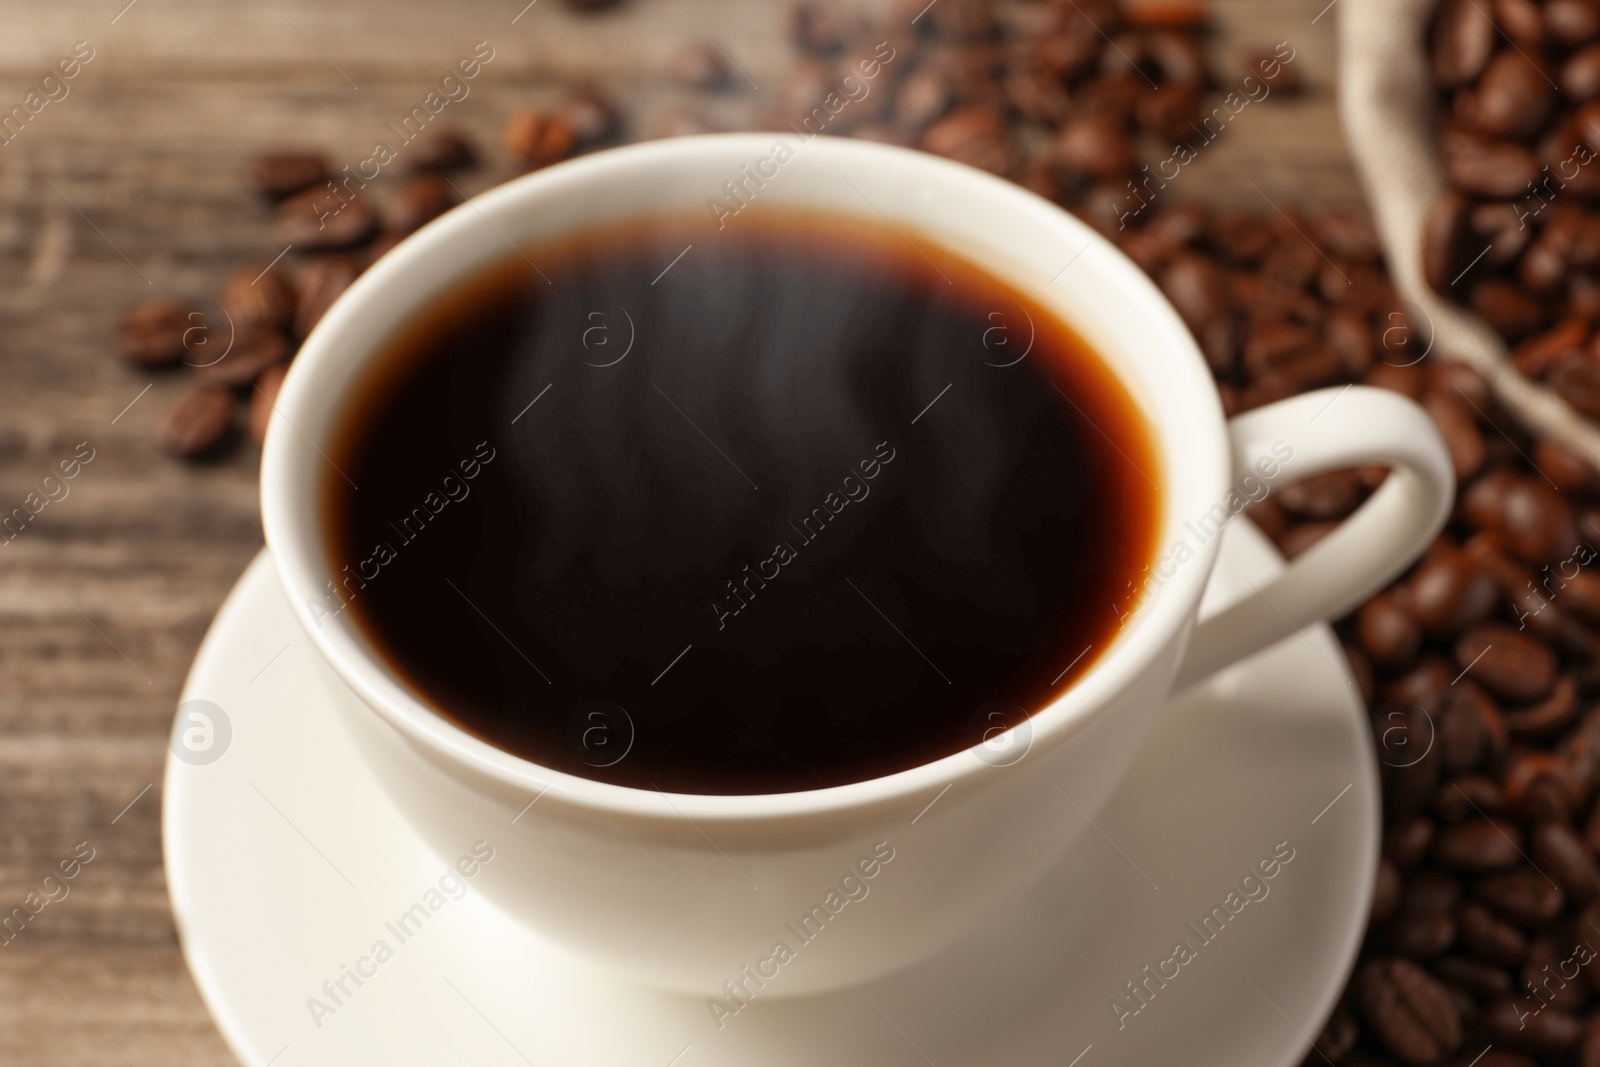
[1173,385,1455,691]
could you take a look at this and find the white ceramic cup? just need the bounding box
[261,134,1453,999]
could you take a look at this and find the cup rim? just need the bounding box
[260,133,1229,822]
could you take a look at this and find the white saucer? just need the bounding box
[164,520,1377,1067]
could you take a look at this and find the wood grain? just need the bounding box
[0,0,1357,1062]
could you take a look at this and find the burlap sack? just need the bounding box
[1340,0,1600,469]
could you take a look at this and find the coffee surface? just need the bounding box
[323,211,1159,794]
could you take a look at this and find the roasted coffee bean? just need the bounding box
[1278,470,1364,520]
[1390,909,1458,960]
[1470,279,1546,339]
[1465,690,1513,773]
[1568,722,1600,805]
[1408,544,1500,635]
[1123,1,1204,29]
[1522,223,1579,295]
[1493,0,1545,45]
[248,151,329,199]
[1504,751,1580,822]
[1560,567,1600,626]
[1326,307,1373,374]
[1455,624,1557,702]
[1425,392,1488,481]
[1440,691,1491,772]
[1208,211,1274,263]
[1522,935,1590,1011]
[1476,869,1566,927]
[191,325,290,390]
[1360,591,1425,671]
[1157,253,1228,333]
[1513,319,1588,377]
[1393,722,1445,819]
[1428,359,1492,406]
[894,67,954,131]
[504,109,578,170]
[249,363,285,446]
[1007,63,1074,124]
[1535,438,1600,493]
[1435,817,1526,870]
[1356,957,1463,1065]
[1149,203,1209,245]
[1441,982,1482,1030]
[1054,113,1133,178]
[1436,774,1504,821]
[1384,658,1455,713]
[1482,997,1584,1056]
[927,44,1006,110]
[1134,82,1201,140]
[1472,470,1587,566]
[1434,0,1496,86]
[1406,870,1467,916]
[1472,201,1534,267]
[1310,211,1381,266]
[1564,44,1600,101]
[157,386,234,458]
[1144,30,1205,86]
[1435,955,1515,999]
[1423,190,1476,293]
[1505,675,1579,736]
[1583,1012,1600,1067]
[293,255,361,341]
[405,129,477,172]
[1550,354,1600,420]
[219,262,296,331]
[1253,346,1344,392]
[114,296,193,367]
[1548,0,1600,45]
[1387,815,1439,869]
[382,174,456,236]
[1458,901,1531,964]
[1367,360,1429,400]
[1440,127,1543,198]
[1463,52,1555,141]
[275,187,376,250]
[1532,820,1600,901]
[1464,469,1581,566]
[919,105,1014,174]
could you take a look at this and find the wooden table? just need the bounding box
[0,1,1357,1062]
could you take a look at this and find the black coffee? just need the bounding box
[322,210,1159,794]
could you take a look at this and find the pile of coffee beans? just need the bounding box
[114,132,468,457]
[112,94,620,459]
[1424,0,1600,422]
[1107,203,1600,1067]
[777,0,1222,222]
